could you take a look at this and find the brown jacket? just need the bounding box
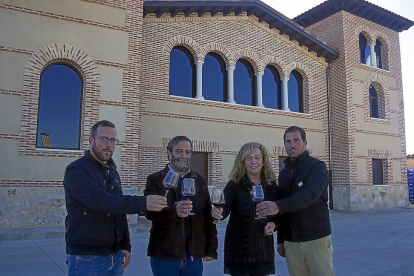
[144,165,218,260]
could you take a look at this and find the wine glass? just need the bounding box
[252,185,265,219]
[182,178,196,215]
[211,187,225,224]
[163,170,179,207]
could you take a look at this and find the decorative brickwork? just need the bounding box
[20,44,100,157]
[363,73,390,122]
[201,43,232,67]
[307,10,407,210]
[354,25,391,70]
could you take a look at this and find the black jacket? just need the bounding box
[64,151,147,255]
[277,150,332,243]
[144,165,218,260]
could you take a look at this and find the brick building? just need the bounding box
[0,0,412,230]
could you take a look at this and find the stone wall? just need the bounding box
[334,185,408,211]
[0,187,144,229]
[0,187,66,229]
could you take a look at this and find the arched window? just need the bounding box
[262,65,282,109]
[169,46,195,98]
[288,70,303,113]
[203,53,227,102]
[375,39,382,69]
[369,85,379,118]
[359,33,370,66]
[36,64,82,149]
[234,59,255,106]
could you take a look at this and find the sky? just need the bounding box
[262,0,414,154]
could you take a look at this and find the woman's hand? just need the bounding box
[211,206,223,220]
[264,222,275,235]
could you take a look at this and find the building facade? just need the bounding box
[0,0,412,230]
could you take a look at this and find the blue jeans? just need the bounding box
[150,255,203,276]
[66,251,125,276]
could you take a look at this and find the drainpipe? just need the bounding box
[327,62,334,210]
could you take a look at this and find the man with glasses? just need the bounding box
[257,126,334,276]
[63,120,167,276]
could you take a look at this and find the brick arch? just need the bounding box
[286,62,312,81]
[231,49,261,73]
[363,73,387,91]
[163,36,203,61]
[355,26,374,43]
[20,44,100,156]
[372,32,390,47]
[372,32,390,71]
[201,43,231,67]
[286,62,312,113]
[363,73,389,120]
[262,55,287,78]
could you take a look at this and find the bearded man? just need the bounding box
[144,135,218,276]
[63,120,166,276]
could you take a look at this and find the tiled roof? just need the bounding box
[294,0,413,32]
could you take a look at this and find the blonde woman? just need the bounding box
[212,142,280,276]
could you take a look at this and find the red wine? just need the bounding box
[253,198,264,203]
[212,202,224,208]
[182,193,194,200]
[164,184,177,189]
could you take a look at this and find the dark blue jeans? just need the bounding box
[150,254,203,276]
[66,251,124,276]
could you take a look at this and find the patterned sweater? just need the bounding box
[221,175,280,273]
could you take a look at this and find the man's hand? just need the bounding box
[146,195,167,211]
[264,222,275,235]
[203,256,215,262]
[277,243,286,258]
[176,200,192,217]
[256,201,279,216]
[211,206,223,220]
[120,250,131,269]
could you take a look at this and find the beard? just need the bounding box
[92,143,113,162]
[170,154,190,172]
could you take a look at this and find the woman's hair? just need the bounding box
[229,142,276,185]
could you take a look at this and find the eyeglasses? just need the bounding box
[96,136,119,145]
[245,156,262,163]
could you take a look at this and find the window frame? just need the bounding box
[202,52,228,102]
[359,33,370,66]
[372,158,384,185]
[288,70,304,113]
[369,85,379,118]
[263,65,282,110]
[234,59,256,107]
[35,63,83,150]
[169,46,196,98]
[375,39,383,69]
